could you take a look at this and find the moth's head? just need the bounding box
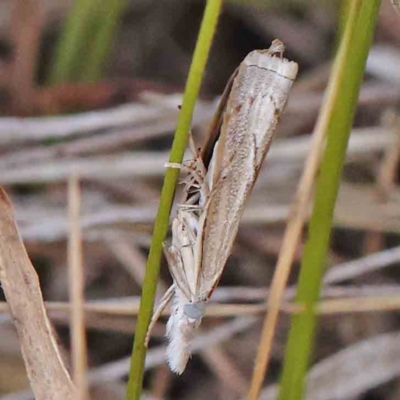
[184,301,205,321]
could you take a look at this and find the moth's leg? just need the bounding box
[188,131,207,178]
[163,242,192,301]
[172,211,201,296]
[179,172,202,205]
[145,285,175,347]
[175,162,206,209]
[182,166,206,187]
[183,131,211,201]
[166,131,210,205]
[177,204,203,219]
[164,130,204,180]
[166,159,205,185]
[182,170,210,209]
[180,212,198,245]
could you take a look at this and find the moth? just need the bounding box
[147,39,298,374]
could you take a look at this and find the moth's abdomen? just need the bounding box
[166,290,201,374]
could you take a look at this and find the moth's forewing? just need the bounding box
[200,67,238,170]
[196,49,298,299]
[195,135,257,300]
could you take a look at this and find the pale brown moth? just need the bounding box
[147,39,298,374]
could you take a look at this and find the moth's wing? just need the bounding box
[221,51,298,173]
[200,67,238,169]
[196,50,298,299]
[163,243,192,301]
[195,133,256,300]
[247,52,298,170]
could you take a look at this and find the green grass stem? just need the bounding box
[79,1,126,82]
[49,0,125,84]
[49,0,94,84]
[277,1,381,399]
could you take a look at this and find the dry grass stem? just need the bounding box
[0,284,399,321]
[0,92,216,145]
[0,99,189,145]
[0,126,390,185]
[0,81,393,148]
[324,245,400,284]
[67,175,89,400]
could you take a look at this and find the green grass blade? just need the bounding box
[277,1,381,399]
[124,1,222,399]
[49,0,125,84]
[49,0,94,84]
[79,0,126,82]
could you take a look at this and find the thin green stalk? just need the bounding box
[49,0,125,84]
[125,1,222,399]
[80,0,126,82]
[49,0,94,84]
[277,1,381,400]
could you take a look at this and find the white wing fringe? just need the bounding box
[166,292,201,374]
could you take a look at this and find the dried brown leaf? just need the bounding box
[0,188,75,400]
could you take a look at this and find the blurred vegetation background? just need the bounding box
[0,0,400,399]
